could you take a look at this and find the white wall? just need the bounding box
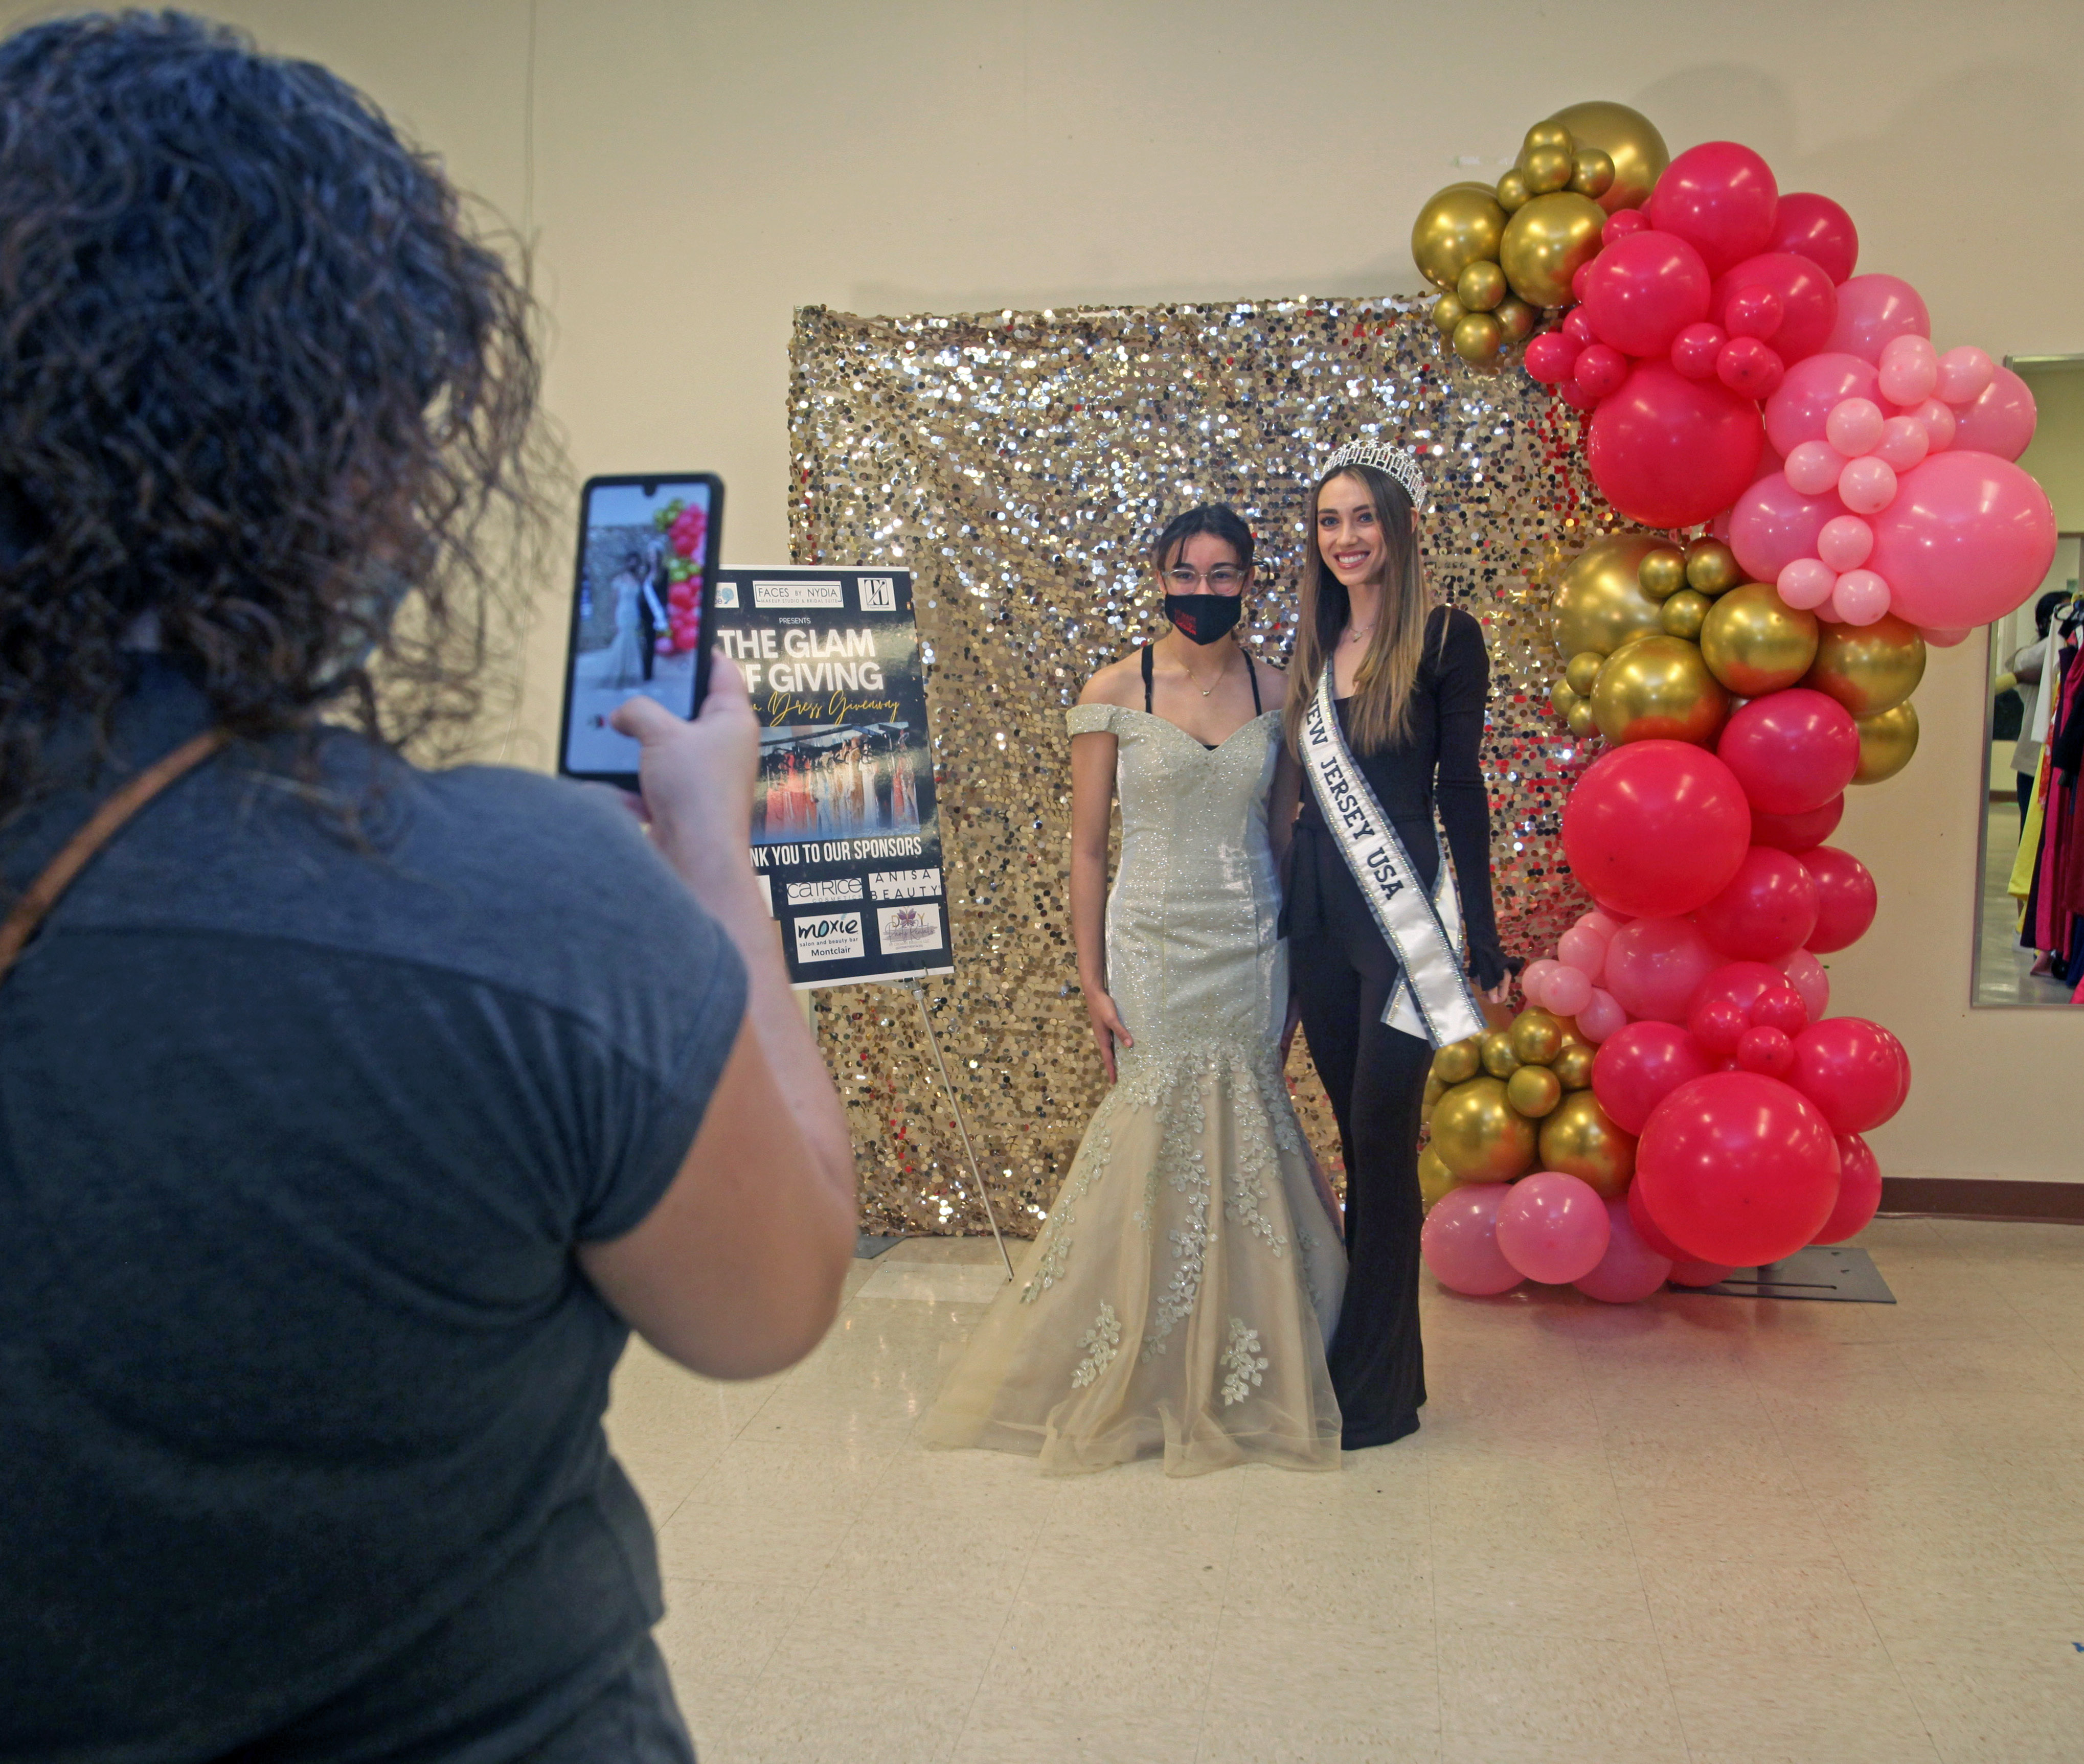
[12,0,2082,1181]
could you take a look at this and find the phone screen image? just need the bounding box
[559,474,722,782]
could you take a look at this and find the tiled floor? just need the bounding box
[605,1218,2084,1763]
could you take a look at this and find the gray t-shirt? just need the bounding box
[1,662,745,1759]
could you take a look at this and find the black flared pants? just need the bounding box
[1290,931,1435,1450]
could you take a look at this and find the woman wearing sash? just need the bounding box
[923,505,1347,1475]
[1283,444,1511,1450]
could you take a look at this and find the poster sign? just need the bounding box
[712,566,949,989]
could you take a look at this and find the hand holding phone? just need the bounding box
[610,654,763,913]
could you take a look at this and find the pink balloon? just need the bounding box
[1694,844,1821,962]
[1812,1133,1881,1244]
[1824,274,1931,364]
[1586,360,1766,529]
[1521,957,1565,1009]
[1871,415,1930,473]
[1717,336,1784,397]
[1525,331,1580,386]
[1592,1020,1715,1134]
[1877,334,1939,407]
[1800,845,1876,953]
[1717,691,1862,816]
[1785,440,1846,497]
[1575,343,1629,401]
[1580,228,1713,357]
[1789,1018,1907,1135]
[1580,909,1626,939]
[1574,1198,1674,1303]
[1731,471,1843,582]
[1816,515,1873,571]
[1949,364,2036,460]
[1776,557,1834,610]
[1769,193,1859,284]
[1765,352,1880,456]
[1824,398,1885,457]
[1905,396,1958,453]
[1576,986,1628,1044]
[1565,741,1753,919]
[1830,568,1891,625]
[1837,455,1898,515]
[1603,917,1723,1024]
[1865,450,2059,629]
[1923,625,1972,648]
[1670,321,1726,379]
[1935,346,1995,406]
[1643,142,1779,278]
[1544,963,1594,1019]
[1627,1180,1689,1261]
[1752,795,1843,854]
[1497,1172,1612,1285]
[1557,924,1610,982]
[1421,1184,1523,1296]
[1711,253,1838,363]
[1781,947,1831,1019]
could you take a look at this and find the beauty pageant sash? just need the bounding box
[1299,669,1487,1047]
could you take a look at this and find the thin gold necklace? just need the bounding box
[1181,643,1233,697]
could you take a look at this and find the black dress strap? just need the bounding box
[1141,641,1154,713]
[1245,648,1261,714]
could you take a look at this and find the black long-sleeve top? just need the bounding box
[1284,604,1507,992]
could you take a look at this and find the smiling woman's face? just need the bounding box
[1314,471,1384,590]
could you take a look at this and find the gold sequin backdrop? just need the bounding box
[788,296,1615,1238]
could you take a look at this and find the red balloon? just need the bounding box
[1574,343,1628,401]
[1562,740,1752,919]
[1813,1133,1881,1244]
[1751,795,1844,853]
[1694,844,1821,961]
[1525,331,1580,386]
[1627,1180,1689,1262]
[1669,1258,1736,1286]
[1643,142,1780,278]
[1688,994,1749,1056]
[1636,1072,1842,1266]
[1717,691,1862,816]
[1693,958,1807,1027]
[1670,321,1726,380]
[1580,229,1712,357]
[1716,336,1785,398]
[1770,193,1860,284]
[1736,1024,1796,1077]
[1788,1017,1907,1134]
[1728,471,1845,584]
[1603,917,1724,1024]
[1751,982,1810,1036]
[1587,360,1766,529]
[1799,845,1877,952]
[1592,1021,1715,1134]
[1711,253,1839,364]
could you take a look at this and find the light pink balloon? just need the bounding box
[1923,626,1972,648]
[1421,1183,1523,1296]
[1872,415,1930,472]
[1577,987,1628,1043]
[1604,916,1722,1024]
[1497,1172,1612,1285]
[1830,569,1891,625]
[1521,957,1564,1010]
[1866,449,2059,628]
[1816,515,1873,571]
[1580,910,1626,938]
[1877,334,1939,406]
[1778,557,1836,609]
[1574,1197,1674,1303]
[1730,471,1843,581]
[1824,397,1885,457]
[1544,963,1594,1019]
[1824,273,1930,364]
[1781,947,1830,1020]
[1936,345,1995,406]
[1904,396,1958,452]
[1765,352,1880,456]
[1558,924,1610,981]
[1837,455,1898,514]
[1950,364,2036,461]
[1786,440,1846,497]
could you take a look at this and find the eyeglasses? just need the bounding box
[1165,566,1245,591]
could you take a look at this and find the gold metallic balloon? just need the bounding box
[1852,701,1919,785]
[1499,191,1606,309]
[1521,145,1573,196]
[1495,169,1530,213]
[1492,295,1536,343]
[1564,650,1604,696]
[1566,700,1598,739]
[1550,678,1581,720]
[1521,120,1576,159]
[1456,260,1507,313]
[1803,613,1927,718]
[1509,1007,1566,1067]
[1552,1042,1596,1091]
[1554,532,1670,657]
[1432,1037,1481,1085]
[1538,1091,1637,1199]
[1546,100,1670,212]
[1684,539,1742,596]
[1418,1144,1459,1213]
[1569,147,1616,199]
[1506,1064,1564,1119]
[1429,1076,1538,1182]
[1637,545,1688,602]
[1590,634,1730,746]
[1431,290,1466,336]
[1413,183,1509,291]
[1660,589,1710,641]
[1453,311,1505,366]
[1479,1030,1522,1080]
[1698,582,1820,697]
[1423,1072,1446,1108]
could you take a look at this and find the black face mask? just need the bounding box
[1163,593,1242,646]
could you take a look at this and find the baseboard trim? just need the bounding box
[1879,1177,2084,1224]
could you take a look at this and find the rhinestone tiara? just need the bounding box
[1323,440,1425,503]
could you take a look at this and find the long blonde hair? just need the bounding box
[1284,463,1434,758]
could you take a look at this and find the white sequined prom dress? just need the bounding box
[920,701,1347,1475]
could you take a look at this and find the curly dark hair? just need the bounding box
[0,9,543,823]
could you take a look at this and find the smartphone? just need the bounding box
[557,473,724,787]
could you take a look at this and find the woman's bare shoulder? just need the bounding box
[1078,650,1145,709]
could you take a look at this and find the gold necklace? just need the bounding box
[1182,644,1232,697]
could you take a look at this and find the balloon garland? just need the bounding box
[1409,103,2057,1303]
[651,495,710,655]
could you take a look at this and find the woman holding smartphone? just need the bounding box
[1283,444,1510,1451]
[924,505,1346,1475]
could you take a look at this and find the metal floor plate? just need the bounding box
[1677,1244,1896,1303]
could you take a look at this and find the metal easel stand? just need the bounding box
[911,984,1015,1281]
